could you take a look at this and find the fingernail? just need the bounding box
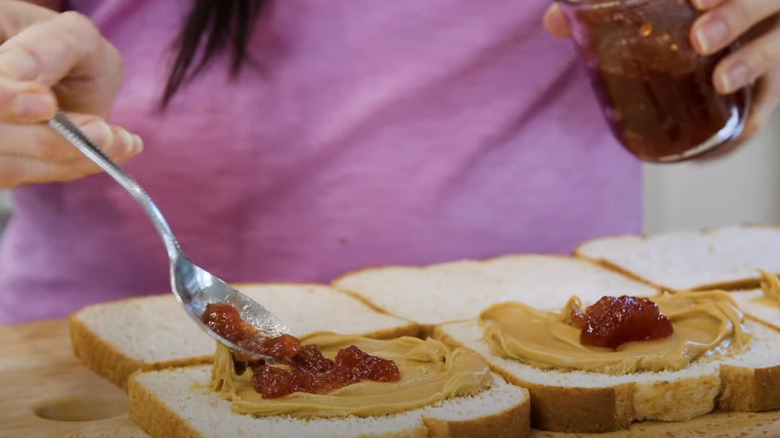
[117,129,143,156]
[130,134,144,154]
[80,121,113,145]
[111,128,135,155]
[12,91,56,120]
[721,63,749,93]
[695,18,728,54]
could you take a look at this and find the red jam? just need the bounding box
[201,303,401,398]
[570,296,674,350]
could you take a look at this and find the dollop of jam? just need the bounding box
[569,296,674,350]
[202,303,401,398]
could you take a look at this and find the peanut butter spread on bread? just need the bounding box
[480,291,751,375]
[760,270,780,304]
[210,332,492,417]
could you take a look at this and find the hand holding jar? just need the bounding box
[544,0,780,162]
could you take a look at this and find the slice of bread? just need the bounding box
[333,255,657,331]
[732,289,780,331]
[70,283,419,389]
[435,318,780,433]
[574,224,780,292]
[128,365,531,438]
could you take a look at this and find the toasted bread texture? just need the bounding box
[128,366,531,438]
[70,283,419,389]
[333,255,657,331]
[434,317,780,433]
[574,224,780,291]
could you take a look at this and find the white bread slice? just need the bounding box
[70,283,419,389]
[574,224,780,291]
[434,318,780,433]
[333,255,657,331]
[128,365,531,438]
[732,289,780,332]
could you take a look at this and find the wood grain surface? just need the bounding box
[0,319,146,438]
[2,319,780,437]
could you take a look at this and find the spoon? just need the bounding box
[48,111,289,359]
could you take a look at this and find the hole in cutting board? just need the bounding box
[33,394,128,422]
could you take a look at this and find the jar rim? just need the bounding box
[556,0,654,9]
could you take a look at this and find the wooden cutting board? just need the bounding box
[2,318,780,438]
[0,319,146,438]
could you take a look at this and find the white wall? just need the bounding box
[643,113,780,234]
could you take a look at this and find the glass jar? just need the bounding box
[558,0,752,163]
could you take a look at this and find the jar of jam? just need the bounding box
[558,0,752,163]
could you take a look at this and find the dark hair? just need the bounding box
[161,0,267,106]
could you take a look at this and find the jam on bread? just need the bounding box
[568,296,674,350]
[202,303,400,398]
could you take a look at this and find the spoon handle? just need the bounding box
[49,112,182,261]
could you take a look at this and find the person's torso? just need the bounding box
[0,0,641,323]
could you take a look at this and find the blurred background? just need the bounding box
[0,191,9,232]
[643,113,780,233]
[0,113,777,242]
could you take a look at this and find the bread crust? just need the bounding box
[128,373,203,438]
[576,255,761,292]
[69,315,214,389]
[70,312,420,390]
[720,364,780,412]
[517,381,632,433]
[422,395,531,438]
[432,326,634,433]
[69,285,421,390]
[128,368,532,438]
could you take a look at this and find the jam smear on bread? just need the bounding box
[569,296,674,350]
[202,303,401,398]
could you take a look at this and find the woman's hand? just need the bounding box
[689,0,780,136]
[0,1,141,189]
[543,0,780,138]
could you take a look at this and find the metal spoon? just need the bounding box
[49,111,289,359]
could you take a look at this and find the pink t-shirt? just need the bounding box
[0,0,641,324]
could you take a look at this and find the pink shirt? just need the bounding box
[0,0,641,324]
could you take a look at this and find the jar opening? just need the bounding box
[556,0,654,9]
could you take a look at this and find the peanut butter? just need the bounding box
[480,291,751,375]
[760,270,780,304]
[210,332,492,417]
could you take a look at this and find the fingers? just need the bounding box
[742,65,780,137]
[0,11,101,84]
[711,24,780,94]
[0,11,122,117]
[0,112,143,188]
[544,4,572,38]
[0,150,131,189]
[691,0,780,55]
[0,77,56,121]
